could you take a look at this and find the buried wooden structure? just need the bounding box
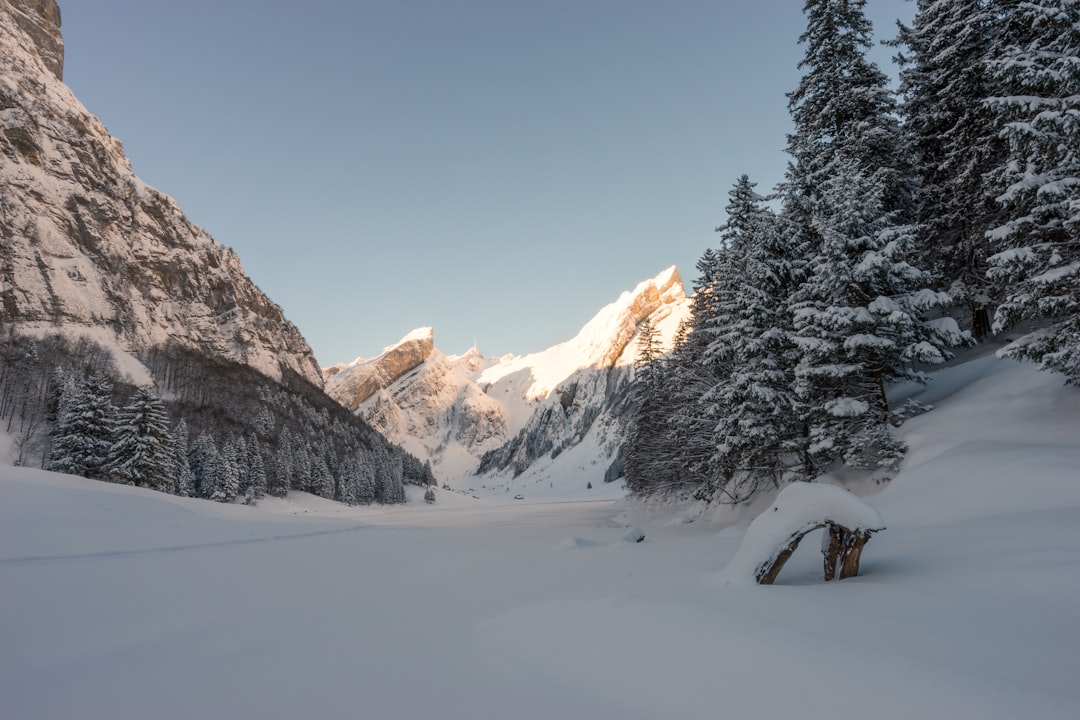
[756,521,880,585]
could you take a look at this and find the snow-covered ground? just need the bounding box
[2,354,1078,719]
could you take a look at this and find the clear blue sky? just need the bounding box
[59,0,915,366]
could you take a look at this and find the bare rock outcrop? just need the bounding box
[325,327,436,410]
[2,0,63,80]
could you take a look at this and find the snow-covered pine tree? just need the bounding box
[103,387,174,490]
[215,436,242,503]
[624,316,674,495]
[373,447,406,504]
[986,0,1080,383]
[243,434,267,504]
[172,418,196,497]
[694,248,721,291]
[293,444,313,494]
[703,179,806,501]
[357,454,377,504]
[188,432,223,500]
[47,374,117,479]
[786,0,910,219]
[790,160,960,473]
[269,426,296,497]
[310,453,334,499]
[896,0,1012,337]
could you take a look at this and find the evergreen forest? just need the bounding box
[625,0,1079,504]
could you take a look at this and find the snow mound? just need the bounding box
[716,482,884,585]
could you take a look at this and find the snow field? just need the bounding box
[1,355,1078,719]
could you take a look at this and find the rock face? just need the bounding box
[2,0,62,80]
[0,0,321,386]
[326,268,691,492]
[324,327,436,408]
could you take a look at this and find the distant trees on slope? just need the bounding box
[627,0,1080,504]
[0,332,434,505]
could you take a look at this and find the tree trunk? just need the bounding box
[756,522,825,585]
[839,530,872,579]
[823,523,845,581]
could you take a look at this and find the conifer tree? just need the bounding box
[786,0,910,218]
[897,0,1011,337]
[790,162,959,473]
[172,419,196,497]
[310,453,335,499]
[189,432,223,500]
[104,387,174,490]
[215,437,242,503]
[47,374,117,479]
[626,317,699,498]
[986,0,1080,382]
[703,180,806,499]
[244,434,267,503]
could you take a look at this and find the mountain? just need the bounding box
[0,0,318,386]
[0,0,430,501]
[325,267,691,496]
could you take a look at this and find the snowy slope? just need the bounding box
[327,266,691,493]
[2,354,1078,719]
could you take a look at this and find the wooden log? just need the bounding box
[823,523,845,581]
[839,530,872,579]
[756,522,825,585]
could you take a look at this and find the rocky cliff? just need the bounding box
[326,268,691,494]
[324,327,437,408]
[0,0,321,386]
[2,0,62,80]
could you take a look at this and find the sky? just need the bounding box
[59,0,916,367]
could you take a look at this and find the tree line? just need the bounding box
[0,331,435,504]
[626,0,1079,504]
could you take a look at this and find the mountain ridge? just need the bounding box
[325,267,691,492]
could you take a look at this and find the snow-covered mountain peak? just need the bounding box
[477,265,687,399]
[323,326,437,408]
[325,267,691,491]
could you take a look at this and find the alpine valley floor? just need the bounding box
[1,353,1078,719]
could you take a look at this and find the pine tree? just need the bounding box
[172,419,196,497]
[703,182,806,500]
[986,0,1080,382]
[104,387,174,490]
[786,0,910,217]
[624,317,672,495]
[790,162,960,473]
[310,453,334,499]
[897,0,1012,337]
[243,434,267,504]
[189,432,223,500]
[374,447,406,504]
[215,436,242,503]
[268,427,296,497]
[353,454,377,504]
[47,374,117,479]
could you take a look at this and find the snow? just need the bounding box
[825,397,871,416]
[477,266,687,398]
[341,268,691,494]
[715,481,884,585]
[2,354,1079,718]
